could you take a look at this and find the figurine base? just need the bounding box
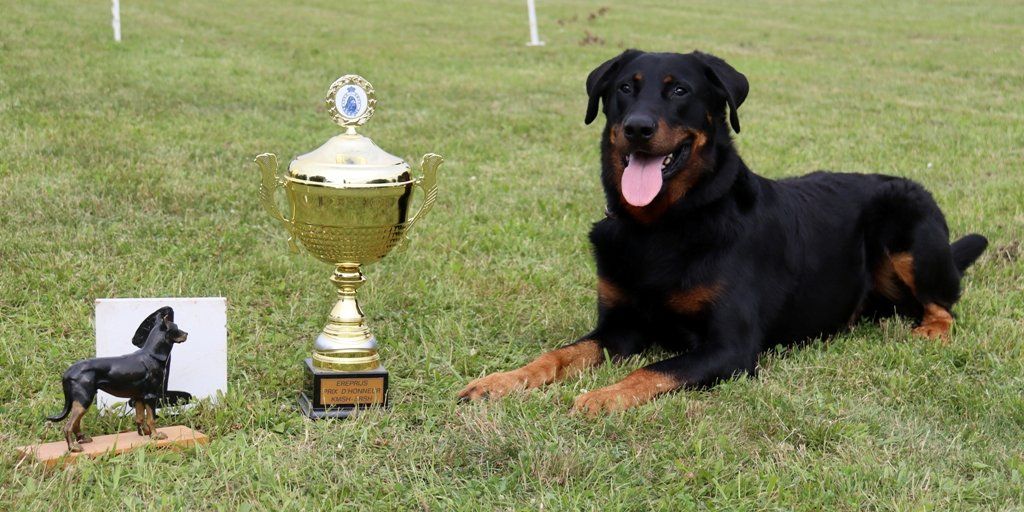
[299,358,388,419]
[16,425,208,468]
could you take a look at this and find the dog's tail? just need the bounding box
[46,378,72,422]
[951,234,988,275]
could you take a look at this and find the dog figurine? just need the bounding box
[47,307,188,452]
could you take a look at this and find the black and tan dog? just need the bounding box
[459,50,988,414]
[47,307,188,451]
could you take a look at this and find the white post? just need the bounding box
[526,0,544,46]
[112,0,121,42]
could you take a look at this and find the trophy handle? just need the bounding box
[404,153,442,239]
[255,153,299,252]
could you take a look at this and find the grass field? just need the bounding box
[2,0,1023,509]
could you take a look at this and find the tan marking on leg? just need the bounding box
[65,401,87,452]
[572,368,681,415]
[598,278,626,308]
[873,251,914,300]
[873,257,901,300]
[134,401,146,435]
[458,340,604,401]
[140,402,152,435]
[71,403,85,437]
[667,283,721,315]
[890,252,915,294]
[913,303,953,341]
[146,404,167,440]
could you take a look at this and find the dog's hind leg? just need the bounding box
[866,180,974,341]
[64,401,88,452]
[889,221,964,340]
[70,401,92,445]
[145,403,167,440]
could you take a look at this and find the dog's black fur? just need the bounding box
[47,307,188,451]
[459,50,988,413]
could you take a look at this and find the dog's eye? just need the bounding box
[672,86,689,97]
[619,83,632,94]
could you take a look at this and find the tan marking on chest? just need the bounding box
[598,278,627,308]
[667,283,722,314]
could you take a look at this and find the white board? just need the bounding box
[94,297,227,412]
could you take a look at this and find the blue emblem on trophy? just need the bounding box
[342,86,360,117]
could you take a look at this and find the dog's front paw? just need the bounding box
[457,370,528,402]
[76,434,93,444]
[913,305,953,341]
[912,324,948,340]
[68,442,84,453]
[151,431,167,441]
[571,385,642,416]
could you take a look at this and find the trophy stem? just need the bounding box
[311,264,380,371]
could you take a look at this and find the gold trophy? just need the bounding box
[255,75,441,418]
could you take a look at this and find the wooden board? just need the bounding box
[16,425,208,468]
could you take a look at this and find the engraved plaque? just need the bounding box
[299,359,389,419]
[320,376,385,405]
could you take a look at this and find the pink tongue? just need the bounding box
[621,153,664,207]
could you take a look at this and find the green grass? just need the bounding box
[2,0,1022,509]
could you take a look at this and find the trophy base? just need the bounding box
[299,358,388,419]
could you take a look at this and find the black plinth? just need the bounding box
[298,358,389,419]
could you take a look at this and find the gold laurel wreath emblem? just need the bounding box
[325,74,376,128]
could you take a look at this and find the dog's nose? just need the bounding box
[623,115,657,142]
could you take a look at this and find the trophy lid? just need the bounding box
[287,75,412,187]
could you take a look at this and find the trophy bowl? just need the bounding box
[255,75,441,418]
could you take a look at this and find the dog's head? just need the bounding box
[134,307,188,347]
[162,315,188,344]
[585,50,748,215]
[133,307,173,347]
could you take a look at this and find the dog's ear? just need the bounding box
[585,49,642,125]
[161,307,175,330]
[694,51,748,133]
